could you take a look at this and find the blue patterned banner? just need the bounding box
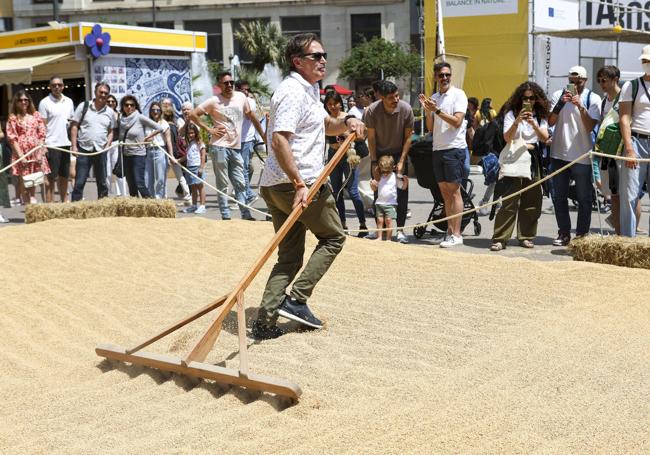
[92,55,192,116]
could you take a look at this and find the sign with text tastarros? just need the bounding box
[442,0,518,17]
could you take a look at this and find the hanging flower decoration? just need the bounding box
[85,24,111,58]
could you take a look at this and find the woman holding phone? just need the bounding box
[490,82,550,251]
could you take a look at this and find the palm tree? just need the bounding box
[233,21,287,72]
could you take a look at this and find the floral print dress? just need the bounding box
[6,112,50,177]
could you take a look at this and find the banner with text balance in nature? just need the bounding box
[442,0,518,17]
[425,0,528,108]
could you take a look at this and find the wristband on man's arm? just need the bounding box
[343,115,356,126]
[552,92,567,114]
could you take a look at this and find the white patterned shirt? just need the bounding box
[260,72,327,187]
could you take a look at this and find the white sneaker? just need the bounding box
[182,205,197,213]
[194,205,206,214]
[478,206,490,217]
[396,231,409,244]
[365,232,378,240]
[440,234,463,248]
[0,213,8,223]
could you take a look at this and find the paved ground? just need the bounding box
[2,156,647,263]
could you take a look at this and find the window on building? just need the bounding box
[280,16,320,38]
[137,22,174,30]
[232,17,270,65]
[0,18,13,32]
[350,13,381,47]
[184,19,223,63]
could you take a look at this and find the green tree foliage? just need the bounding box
[235,67,272,98]
[339,37,420,81]
[206,60,271,98]
[233,21,287,72]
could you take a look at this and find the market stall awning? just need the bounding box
[320,84,354,95]
[533,27,650,44]
[0,52,72,85]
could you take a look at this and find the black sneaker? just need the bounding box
[278,295,323,329]
[552,233,571,247]
[250,321,285,340]
[357,225,369,238]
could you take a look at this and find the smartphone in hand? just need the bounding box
[566,83,577,96]
[522,101,532,113]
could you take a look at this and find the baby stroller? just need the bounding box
[409,137,481,239]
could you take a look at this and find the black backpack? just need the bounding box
[472,116,505,157]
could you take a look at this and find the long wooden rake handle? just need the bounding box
[185,133,358,364]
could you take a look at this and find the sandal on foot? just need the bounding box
[490,242,505,251]
[519,239,534,248]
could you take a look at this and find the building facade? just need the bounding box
[12,0,412,87]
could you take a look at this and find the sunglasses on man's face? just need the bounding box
[437,73,452,79]
[301,52,327,61]
[51,83,63,87]
[124,103,135,108]
[222,80,234,86]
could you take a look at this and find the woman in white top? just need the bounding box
[145,101,173,199]
[491,82,550,251]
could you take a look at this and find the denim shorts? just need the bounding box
[432,148,466,185]
[375,203,397,219]
[187,165,203,186]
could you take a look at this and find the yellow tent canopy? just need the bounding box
[0,52,72,85]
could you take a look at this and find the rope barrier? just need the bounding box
[345,150,650,235]
[1,140,270,219]
[152,144,272,219]
[4,140,650,230]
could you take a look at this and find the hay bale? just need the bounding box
[569,234,650,269]
[24,197,176,224]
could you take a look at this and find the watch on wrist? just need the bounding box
[435,108,442,115]
[343,115,356,126]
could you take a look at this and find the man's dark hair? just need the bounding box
[285,33,323,71]
[434,62,452,74]
[95,81,111,93]
[216,71,232,83]
[596,65,620,81]
[378,81,398,96]
[235,79,250,90]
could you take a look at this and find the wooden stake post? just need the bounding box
[96,134,357,400]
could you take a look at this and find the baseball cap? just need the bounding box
[639,45,650,60]
[569,66,587,78]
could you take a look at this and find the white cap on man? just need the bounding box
[569,66,588,78]
[639,45,650,60]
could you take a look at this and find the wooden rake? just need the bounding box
[96,133,357,401]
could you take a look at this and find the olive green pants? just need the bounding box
[492,176,542,244]
[257,183,346,326]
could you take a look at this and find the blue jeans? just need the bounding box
[72,148,108,202]
[550,158,592,236]
[240,140,257,202]
[618,136,650,237]
[209,145,250,219]
[328,147,366,227]
[463,147,471,180]
[124,154,150,198]
[145,146,167,199]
